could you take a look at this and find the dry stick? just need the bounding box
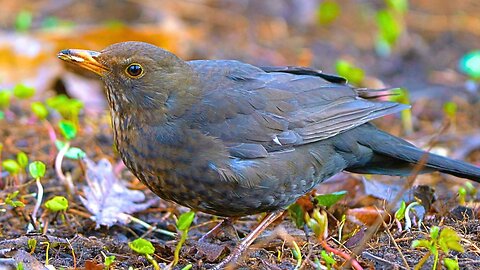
[380,213,410,269]
[348,123,450,268]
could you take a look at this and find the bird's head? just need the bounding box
[58,42,199,122]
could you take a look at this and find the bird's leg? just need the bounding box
[199,217,237,243]
[212,210,284,270]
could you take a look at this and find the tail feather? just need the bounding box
[346,124,480,182]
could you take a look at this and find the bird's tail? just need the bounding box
[345,124,480,182]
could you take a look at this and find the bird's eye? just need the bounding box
[125,63,144,78]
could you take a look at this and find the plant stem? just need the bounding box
[31,178,43,226]
[146,254,160,270]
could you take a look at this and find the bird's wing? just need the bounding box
[187,60,409,158]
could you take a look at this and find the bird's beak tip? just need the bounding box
[57,49,107,76]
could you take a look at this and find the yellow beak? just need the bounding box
[57,49,108,76]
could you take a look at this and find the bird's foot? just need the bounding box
[210,211,284,270]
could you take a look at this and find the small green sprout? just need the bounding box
[55,141,86,160]
[104,255,116,269]
[12,84,35,99]
[29,161,46,226]
[335,60,365,85]
[321,250,336,270]
[412,226,464,270]
[17,152,28,170]
[0,90,11,109]
[173,211,195,266]
[386,0,408,13]
[444,257,460,270]
[4,191,25,208]
[316,1,340,25]
[44,196,68,212]
[288,202,306,228]
[46,95,84,123]
[58,120,77,141]
[291,241,302,270]
[2,159,20,175]
[129,238,159,270]
[15,10,32,32]
[458,187,467,206]
[180,264,193,270]
[28,238,37,253]
[31,102,49,120]
[16,262,24,270]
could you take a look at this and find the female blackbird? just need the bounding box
[58,42,480,268]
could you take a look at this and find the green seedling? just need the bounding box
[15,10,32,32]
[0,90,11,109]
[4,191,25,208]
[180,264,193,270]
[444,257,460,270]
[316,1,340,25]
[458,187,467,206]
[16,262,24,270]
[321,250,336,270]
[29,161,46,227]
[46,95,84,123]
[173,211,195,266]
[459,50,480,80]
[103,254,116,269]
[31,102,49,120]
[12,84,35,99]
[55,120,83,194]
[394,200,407,231]
[45,196,68,212]
[412,226,464,270]
[2,159,21,185]
[28,238,37,253]
[129,238,159,270]
[375,0,408,56]
[291,241,302,270]
[404,201,421,231]
[335,60,365,85]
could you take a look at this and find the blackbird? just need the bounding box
[58,41,480,267]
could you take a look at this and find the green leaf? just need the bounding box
[317,1,340,25]
[386,0,408,13]
[389,88,410,104]
[12,84,35,99]
[439,228,464,254]
[5,191,25,208]
[314,190,347,208]
[2,159,20,174]
[335,60,365,85]
[0,111,4,120]
[65,147,86,160]
[395,201,407,220]
[104,255,116,267]
[31,102,49,120]
[44,196,69,212]
[27,238,37,250]
[0,90,11,109]
[376,9,402,46]
[17,152,28,169]
[15,10,32,32]
[129,238,155,255]
[459,50,480,79]
[411,239,431,249]
[430,226,440,240]
[16,262,24,270]
[176,211,195,231]
[58,120,77,140]
[444,257,459,270]
[321,250,336,266]
[180,264,193,270]
[46,95,84,121]
[288,203,305,228]
[29,161,46,179]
